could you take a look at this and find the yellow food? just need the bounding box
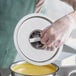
[11,62,57,75]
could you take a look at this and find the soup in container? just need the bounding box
[10,61,59,76]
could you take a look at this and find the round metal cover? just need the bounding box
[14,13,62,65]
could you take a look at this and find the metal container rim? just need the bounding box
[10,61,59,76]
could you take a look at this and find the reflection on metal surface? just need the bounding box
[69,70,76,76]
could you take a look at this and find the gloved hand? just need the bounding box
[41,15,74,50]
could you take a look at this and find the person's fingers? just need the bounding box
[46,33,63,50]
[54,40,61,47]
[51,40,61,49]
[41,44,47,49]
[41,39,63,51]
[52,33,65,48]
[40,29,47,38]
[46,34,56,45]
[46,40,61,51]
[46,32,64,50]
[41,27,55,44]
[41,40,53,51]
[45,42,55,51]
[45,27,56,45]
[54,41,64,49]
[40,26,49,38]
[41,33,48,44]
[50,45,56,51]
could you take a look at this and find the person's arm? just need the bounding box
[61,0,76,30]
[40,0,76,50]
[41,15,74,50]
[61,0,76,10]
[35,0,45,13]
[68,11,76,23]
